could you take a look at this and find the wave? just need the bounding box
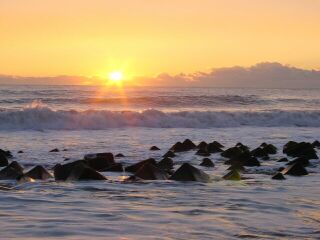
[0,105,319,130]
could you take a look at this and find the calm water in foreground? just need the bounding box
[0,86,319,239]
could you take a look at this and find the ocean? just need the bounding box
[0,85,319,239]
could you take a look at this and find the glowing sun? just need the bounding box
[108,71,123,83]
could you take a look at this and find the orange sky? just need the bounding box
[1,0,320,80]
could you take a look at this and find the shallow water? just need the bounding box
[0,127,319,239]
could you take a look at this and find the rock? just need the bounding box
[24,165,52,180]
[163,151,176,158]
[277,158,288,162]
[278,167,285,172]
[195,149,211,157]
[125,158,157,173]
[66,162,107,181]
[115,153,125,157]
[171,139,196,152]
[100,163,123,172]
[8,161,24,172]
[212,141,224,148]
[262,156,270,160]
[282,163,308,176]
[200,158,215,167]
[287,157,310,167]
[0,149,12,158]
[53,160,87,181]
[182,139,196,149]
[0,153,9,167]
[134,162,169,180]
[62,149,68,151]
[49,148,59,152]
[263,144,277,154]
[223,170,241,180]
[227,164,245,172]
[157,157,174,171]
[197,141,208,150]
[251,147,269,158]
[235,143,250,151]
[18,150,24,154]
[283,141,318,159]
[0,165,23,180]
[225,151,260,167]
[169,163,210,182]
[84,152,115,171]
[272,172,286,180]
[206,142,223,153]
[150,146,160,151]
[221,147,243,159]
[312,140,320,148]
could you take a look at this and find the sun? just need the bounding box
[108,71,123,83]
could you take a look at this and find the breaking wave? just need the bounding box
[0,105,319,130]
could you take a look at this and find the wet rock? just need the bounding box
[272,172,286,180]
[0,165,23,180]
[206,142,223,153]
[49,148,59,152]
[235,143,250,151]
[197,141,208,150]
[84,152,115,171]
[277,158,288,162]
[171,139,196,152]
[169,163,210,182]
[53,160,87,181]
[195,149,211,157]
[0,149,12,158]
[227,164,245,172]
[212,141,224,148]
[312,140,320,148]
[163,151,176,158]
[64,158,70,161]
[157,157,174,171]
[8,161,24,172]
[67,162,107,181]
[182,139,196,149]
[101,163,123,172]
[221,147,243,159]
[134,162,169,180]
[281,163,308,176]
[0,153,9,167]
[24,165,52,180]
[251,147,269,158]
[283,141,318,159]
[18,150,24,154]
[150,146,160,151]
[223,170,241,180]
[125,158,157,173]
[200,158,215,167]
[286,157,310,167]
[278,167,285,172]
[225,151,260,167]
[263,144,277,154]
[115,153,125,157]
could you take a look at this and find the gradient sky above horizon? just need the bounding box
[1,0,320,79]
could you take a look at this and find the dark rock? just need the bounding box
[221,147,243,159]
[125,158,157,173]
[277,158,288,162]
[171,139,196,152]
[53,160,87,181]
[223,170,241,180]
[67,162,107,181]
[18,150,24,154]
[150,146,160,151]
[84,152,115,171]
[64,158,70,161]
[260,142,268,148]
[283,141,318,159]
[0,149,12,158]
[163,151,176,158]
[115,153,125,157]
[235,143,250,151]
[263,144,277,154]
[24,165,52,180]
[195,149,211,157]
[227,164,245,172]
[212,141,224,148]
[182,139,196,149]
[197,141,208,150]
[62,149,68,151]
[49,148,59,152]
[282,163,308,176]
[278,167,285,172]
[100,163,124,172]
[0,153,9,167]
[287,157,310,167]
[169,163,210,182]
[251,147,269,158]
[206,142,223,153]
[312,140,320,148]
[262,156,270,160]
[134,162,169,180]
[8,161,24,172]
[200,158,215,167]
[225,151,260,167]
[157,157,174,171]
[272,172,286,180]
[0,165,23,180]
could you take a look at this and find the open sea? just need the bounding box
[0,85,319,239]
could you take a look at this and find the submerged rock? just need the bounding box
[171,139,196,152]
[197,141,208,150]
[66,162,107,181]
[0,149,12,158]
[221,147,243,159]
[251,147,269,158]
[18,150,24,154]
[206,142,223,153]
[200,158,215,167]
[0,153,9,167]
[157,157,174,171]
[277,158,288,162]
[49,148,59,152]
[287,157,310,167]
[283,141,318,159]
[223,170,241,181]
[312,140,320,148]
[150,146,160,151]
[8,161,24,172]
[163,151,176,158]
[24,165,52,180]
[195,149,211,157]
[169,163,210,182]
[227,164,245,172]
[0,165,23,180]
[225,151,260,167]
[85,152,115,171]
[281,163,308,176]
[134,163,169,180]
[125,158,157,173]
[115,153,125,157]
[54,160,87,180]
[272,172,286,180]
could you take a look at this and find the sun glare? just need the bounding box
[108,71,123,82]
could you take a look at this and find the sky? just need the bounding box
[0,0,320,86]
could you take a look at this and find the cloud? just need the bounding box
[138,62,320,88]
[0,62,319,88]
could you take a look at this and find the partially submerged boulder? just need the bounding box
[206,142,223,153]
[221,147,243,159]
[283,141,318,159]
[169,163,210,182]
[163,151,176,158]
[277,158,288,162]
[115,153,125,157]
[24,165,52,180]
[150,146,160,151]
[101,163,123,172]
[223,170,241,181]
[281,163,308,176]
[0,153,9,167]
[8,161,24,172]
[134,163,169,180]
[49,148,59,152]
[157,157,174,171]
[66,162,107,181]
[125,158,157,173]
[171,139,196,152]
[195,149,211,157]
[200,158,215,167]
[0,165,23,180]
[272,172,286,180]
[54,160,87,180]
[84,152,115,171]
